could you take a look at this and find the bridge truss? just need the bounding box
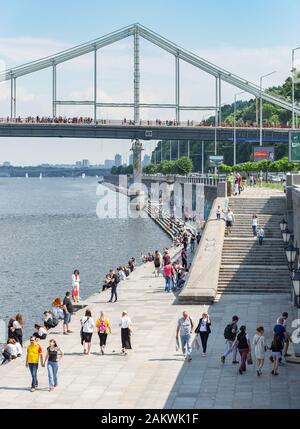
[0,23,299,125]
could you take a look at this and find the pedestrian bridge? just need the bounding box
[0,23,299,133]
[0,122,290,142]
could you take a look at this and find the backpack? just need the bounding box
[115,273,120,284]
[49,317,59,328]
[224,323,235,340]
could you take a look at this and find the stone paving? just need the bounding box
[0,253,299,409]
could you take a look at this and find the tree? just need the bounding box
[175,157,193,175]
[143,163,158,174]
[219,163,232,173]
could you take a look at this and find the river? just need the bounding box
[0,177,172,340]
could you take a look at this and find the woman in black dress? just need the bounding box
[119,311,132,355]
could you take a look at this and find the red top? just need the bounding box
[164,264,174,277]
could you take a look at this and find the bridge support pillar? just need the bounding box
[52,64,57,117]
[134,27,140,125]
[130,139,144,211]
[175,54,180,123]
[132,138,143,185]
[10,76,16,120]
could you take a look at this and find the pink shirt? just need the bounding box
[164,264,174,277]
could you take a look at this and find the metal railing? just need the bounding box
[0,116,297,130]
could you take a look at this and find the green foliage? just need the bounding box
[110,165,133,175]
[219,163,232,173]
[176,157,193,175]
[144,157,193,176]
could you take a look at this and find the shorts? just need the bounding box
[226,221,233,227]
[82,332,93,343]
[272,351,281,359]
[72,289,78,297]
[64,313,71,325]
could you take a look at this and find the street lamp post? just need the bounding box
[234,91,246,165]
[259,71,276,146]
[292,268,300,308]
[282,227,291,247]
[292,47,300,129]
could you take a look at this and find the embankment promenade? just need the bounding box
[0,242,299,409]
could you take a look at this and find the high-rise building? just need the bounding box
[2,161,11,167]
[142,154,151,167]
[115,154,122,167]
[104,159,115,169]
[75,161,82,168]
[82,159,90,168]
[129,154,133,165]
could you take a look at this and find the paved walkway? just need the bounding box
[0,253,299,409]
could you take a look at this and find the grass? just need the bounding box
[245,182,284,192]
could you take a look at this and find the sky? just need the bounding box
[0,0,300,165]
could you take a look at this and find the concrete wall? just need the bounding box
[178,197,226,304]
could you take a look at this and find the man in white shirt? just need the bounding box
[176,311,194,361]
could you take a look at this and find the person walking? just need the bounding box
[258,227,264,245]
[108,270,119,303]
[269,333,283,375]
[176,311,194,361]
[273,317,288,365]
[153,250,162,277]
[278,312,291,357]
[190,234,196,253]
[224,208,235,236]
[216,205,221,220]
[253,326,266,376]
[235,326,251,374]
[181,247,188,270]
[119,311,132,355]
[72,269,80,303]
[221,315,239,364]
[196,231,201,245]
[63,291,74,335]
[252,215,258,237]
[43,339,64,392]
[80,309,95,355]
[163,261,175,293]
[96,311,111,355]
[195,312,211,356]
[26,336,43,392]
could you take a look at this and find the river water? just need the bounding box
[0,177,172,340]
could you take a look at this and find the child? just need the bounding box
[258,228,264,245]
[216,205,221,220]
[1,338,17,365]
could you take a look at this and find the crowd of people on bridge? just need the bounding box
[1,115,296,129]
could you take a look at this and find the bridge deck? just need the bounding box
[0,123,290,141]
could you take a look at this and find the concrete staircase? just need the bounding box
[218,195,291,294]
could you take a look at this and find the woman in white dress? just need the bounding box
[253,326,266,376]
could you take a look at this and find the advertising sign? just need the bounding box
[209,155,224,166]
[289,131,300,162]
[253,146,274,162]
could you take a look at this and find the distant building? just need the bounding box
[142,154,151,167]
[115,154,122,167]
[104,159,115,169]
[2,161,11,167]
[82,159,90,168]
[129,154,133,166]
[75,161,82,168]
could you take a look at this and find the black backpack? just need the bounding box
[48,317,59,328]
[224,323,235,340]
